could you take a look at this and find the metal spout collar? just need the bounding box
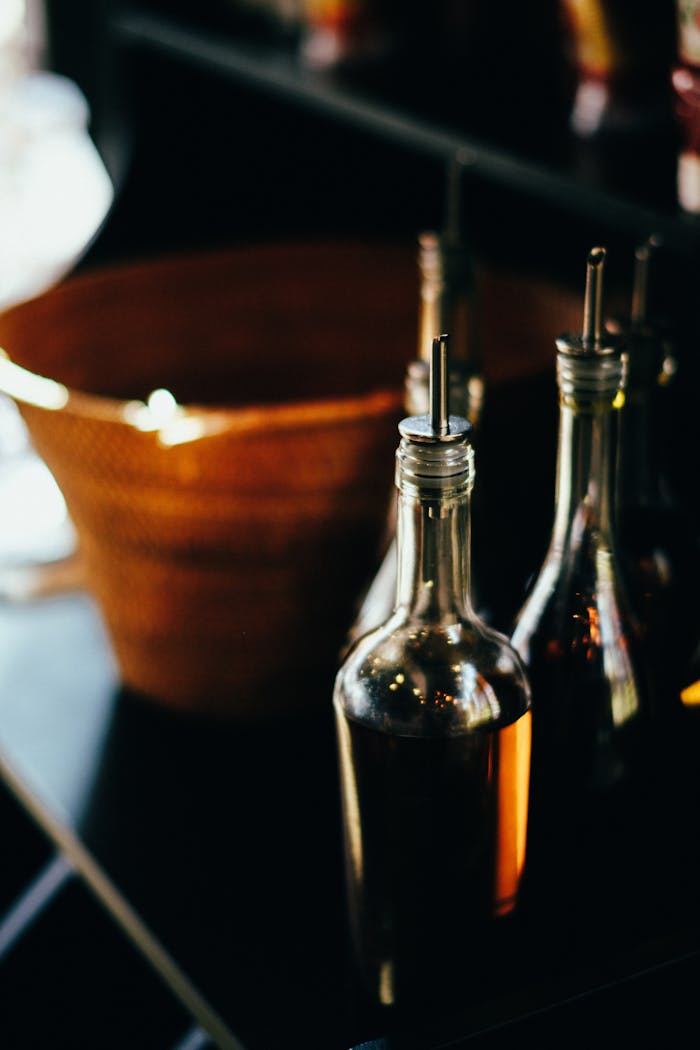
[396,335,474,496]
[395,432,474,498]
[556,348,627,402]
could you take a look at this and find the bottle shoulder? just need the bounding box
[335,614,531,737]
[510,544,653,722]
[511,544,647,667]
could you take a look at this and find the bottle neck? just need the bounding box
[395,488,473,623]
[417,235,476,368]
[551,397,620,551]
[412,235,484,428]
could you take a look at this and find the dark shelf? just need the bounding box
[107,6,700,260]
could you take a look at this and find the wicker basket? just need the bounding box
[0,242,419,717]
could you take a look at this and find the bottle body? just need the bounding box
[511,532,652,935]
[616,329,700,712]
[511,285,659,954]
[335,384,531,1011]
[335,617,531,1009]
[619,495,699,705]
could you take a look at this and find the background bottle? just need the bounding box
[346,223,485,647]
[609,236,700,718]
[510,247,662,963]
[334,337,531,1017]
[405,229,484,424]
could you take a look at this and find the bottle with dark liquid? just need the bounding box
[334,337,531,1017]
[346,226,485,647]
[510,247,661,961]
[610,236,700,714]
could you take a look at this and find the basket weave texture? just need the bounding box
[0,242,416,717]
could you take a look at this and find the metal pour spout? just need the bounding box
[430,335,449,436]
[631,234,662,328]
[582,246,606,349]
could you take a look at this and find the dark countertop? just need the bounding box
[2,559,700,1049]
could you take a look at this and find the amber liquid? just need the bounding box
[516,637,661,960]
[335,707,530,1012]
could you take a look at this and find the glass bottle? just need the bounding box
[334,337,531,1016]
[510,247,659,959]
[346,227,485,648]
[406,229,484,424]
[610,236,700,715]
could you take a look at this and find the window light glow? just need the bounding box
[0,0,24,48]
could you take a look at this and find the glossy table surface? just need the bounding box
[3,575,700,1050]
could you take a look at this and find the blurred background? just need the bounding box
[38,2,690,286]
[10,0,696,607]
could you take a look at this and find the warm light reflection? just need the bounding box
[587,604,600,648]
[124,387,180,432]
[335,709,364,885]
[494,711,531,917]
[378,961,394,1007]
[596,549,639,727]
[146,387,177,424]
[0,354,68,410]
[681,679,700,707]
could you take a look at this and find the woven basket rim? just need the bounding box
[0,238,412,311]
[0,350,403,442]
[0,240,410,440]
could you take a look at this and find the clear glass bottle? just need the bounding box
[610,236,700,713]
[405,229,484,425]
[334,337,531,1015]
[510,247,660,956]
[346,229,485,647]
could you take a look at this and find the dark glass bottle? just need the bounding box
[346,229,485,647]
[610,237,700,715]
[510,247,659,961]
[334,337,531,1017]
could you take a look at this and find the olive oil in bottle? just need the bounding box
[334,337,530,1015]
[510,248,661,959]
[610,236,700,714]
